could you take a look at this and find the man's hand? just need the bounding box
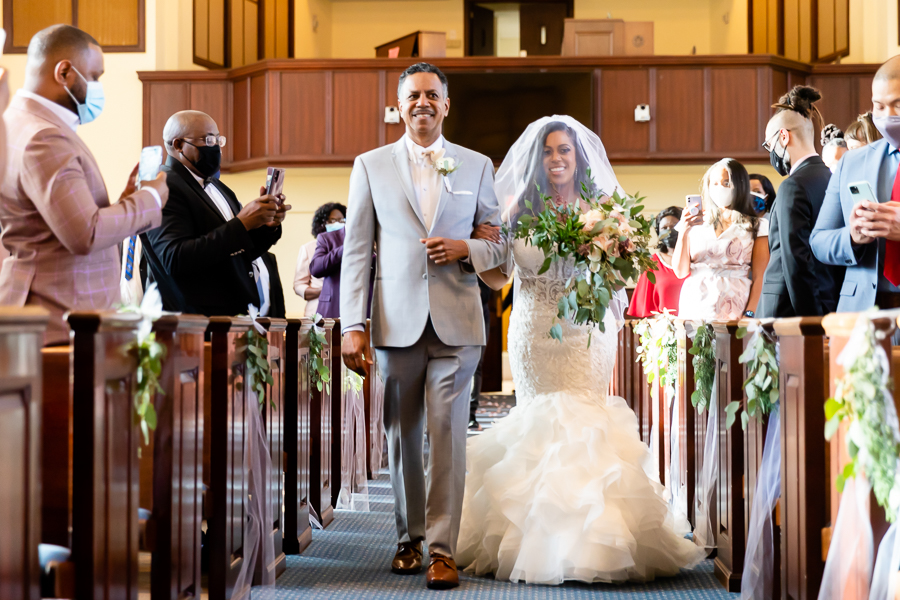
[849,201,878,245]
[421,237,469,265]
[257,185,290,227]
[141,172,170,208]
[857,200,900,241]
[342,330,373,376]
[472,222,501,243]
[237,198,278,230]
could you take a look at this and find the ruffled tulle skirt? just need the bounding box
[456,387,705,585]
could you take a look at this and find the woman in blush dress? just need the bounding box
[672,159,770,321]
[628,206,686,317]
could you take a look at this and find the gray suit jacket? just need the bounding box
[340,136,507,348]
[810,138,893,312]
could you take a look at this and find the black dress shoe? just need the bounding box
[391,541,424,574]
[468,417,482,431]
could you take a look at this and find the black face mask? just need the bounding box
[769,141,791,177]
[657,229,678,252]
[182,141,222,179]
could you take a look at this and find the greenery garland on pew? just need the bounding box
[725,325,779,430]
[824,316,900,520]
[241,325,275,410]
[309,314,332,394]
[689,322,715,413]
[634,310,678,398]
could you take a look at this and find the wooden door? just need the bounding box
[519,3,567,56]
[468,4,494,56]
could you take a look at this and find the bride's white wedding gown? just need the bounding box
[456,239,705,585]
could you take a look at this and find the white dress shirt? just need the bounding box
[406,135,444,231]
[790,152,821,175]
[189,171,272,316]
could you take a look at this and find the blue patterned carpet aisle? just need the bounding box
[252,471,740,600]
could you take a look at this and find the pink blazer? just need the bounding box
[0,95,161,343]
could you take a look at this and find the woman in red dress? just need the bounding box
[628,206,687,317]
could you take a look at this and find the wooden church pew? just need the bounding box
[309,319,335,528]
[205,316,252,600]
[775,316,828,600]
[144,314,208,600]
[330,318,344,510]
[712,320,745,592]
[283,318,313,554]
[255,317,288,581]
[0,307,49,600]
[66,311,144,599]
[675,319,698,529]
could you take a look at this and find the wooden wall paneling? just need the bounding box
[40,346,71,550]
[150,315,208,600]
[0,308,48,600]
[230,0,244,68]
[78,0,144,51]
[710,68,761,154]
[195,0,228,69]
[807,72,875,145]
[6,0,72,51]
[768,0,783,55]
[255,318,287,582]
[333,72,381,158]
[67,312,142,600]
[784,0,800,62]
[750,0,768,53]
[799,0,814,63]
[713,321,745,592]
[771,68,789,104]
[774,317,827,600]
[283,319,312,554]
[206,317,251,600]
[191,81,233,163]
[655,68,704,153]
[600,69,650,155]
[244,0,259,67]
[279,72,328,157]
[384,70,405,145]
[818,0,835,59]
[233,77,252,164]
[250,74,269,159]
[145,83,190,149]
[196,0,210,63]
[836,0,849,56]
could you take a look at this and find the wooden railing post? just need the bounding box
[675,319,697,529]
[330,318,343,510]
[67,311,143,600]
[713,320,745,592]
[0,307,49,600]
[148,314,208,600]
[309,319,335,528]
[205,316,252,600]
[283,318,312,554]
[774,316,827,600]
[255,318,288,581]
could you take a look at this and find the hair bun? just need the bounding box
[776,85,822,118]
[821,123,844,146]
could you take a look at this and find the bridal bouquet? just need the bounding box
[511,175,656,341]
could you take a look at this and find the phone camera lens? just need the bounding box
[850,186,858,194]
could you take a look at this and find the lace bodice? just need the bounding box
[508,240,617,401]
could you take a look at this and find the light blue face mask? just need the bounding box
[63,65,105,125]
[325,222,345,232]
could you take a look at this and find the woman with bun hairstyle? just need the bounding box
[820,124,849,171]
[844,112,882,149]
[756,85,844,318]
[628,206,688,317]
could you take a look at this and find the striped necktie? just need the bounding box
[124,235,137,281]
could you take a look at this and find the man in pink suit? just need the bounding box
[0,25,168,344]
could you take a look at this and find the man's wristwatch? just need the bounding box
[744,310,755,318]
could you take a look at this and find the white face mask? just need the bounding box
[709,185,734,209]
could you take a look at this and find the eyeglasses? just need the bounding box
[325,217,346,224]
[761,129,789,152]
[183,134,227,148]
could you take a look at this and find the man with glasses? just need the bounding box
[141,110,290,317]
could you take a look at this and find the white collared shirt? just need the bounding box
[790,152,821,175]
[406,135,444,231]
[17,90,80,131]
[189,170,272,316]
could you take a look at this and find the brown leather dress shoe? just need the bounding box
[425,553,460,590]
[391,541,423,574]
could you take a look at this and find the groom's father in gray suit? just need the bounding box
[812,55,900,314]
[340,63,506,590]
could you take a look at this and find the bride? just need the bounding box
[457,116,705,585]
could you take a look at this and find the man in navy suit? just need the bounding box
[309,224,374,319]
[811,55,900,313]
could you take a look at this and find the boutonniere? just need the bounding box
[430,148,461,176]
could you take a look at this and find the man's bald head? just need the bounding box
[163,110,219,155]
[27,25,99,76]
[875,55,900,84]
[873,55,900,118]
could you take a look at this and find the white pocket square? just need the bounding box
[452,190,474,195]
